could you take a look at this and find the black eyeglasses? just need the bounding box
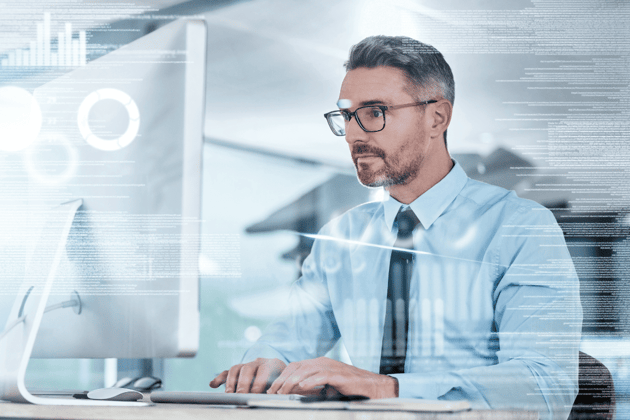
[323,100,437,136]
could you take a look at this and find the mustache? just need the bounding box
[351,144,386,160]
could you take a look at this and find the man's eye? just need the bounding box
[369,108,383,118]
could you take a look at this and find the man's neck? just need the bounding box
[387,148,454,205]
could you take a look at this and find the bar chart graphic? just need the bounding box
[1,12,87,67]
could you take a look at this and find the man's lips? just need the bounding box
[353,155,382,168]
[352,145,385,161]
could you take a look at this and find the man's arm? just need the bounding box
[391,207,582,420]
[263,206,582,420]
[210,223,342,393]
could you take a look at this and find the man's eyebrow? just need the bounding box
[337,99,387,110]
[359,99,386,107]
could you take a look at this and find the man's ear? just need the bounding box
[429,99,452,139]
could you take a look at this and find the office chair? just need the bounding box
[568,351,615,420]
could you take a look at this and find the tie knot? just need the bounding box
[395,208,420,238]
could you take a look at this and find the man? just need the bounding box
[210,36,582,419]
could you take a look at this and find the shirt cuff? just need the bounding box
[390,372,445,400]
[241,342,290,364]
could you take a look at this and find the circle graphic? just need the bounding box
[0,86,42,152]
[244,326,262,343]
[24,133,78,185]
[77,88,140,151]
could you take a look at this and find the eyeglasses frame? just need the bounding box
[323,100,438,136]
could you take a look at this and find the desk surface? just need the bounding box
[0,400,537,420]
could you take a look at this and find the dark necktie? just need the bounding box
[380,207,420,375]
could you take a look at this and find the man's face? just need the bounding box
[338,66,433,188]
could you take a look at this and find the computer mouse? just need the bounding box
[87,387,143,401]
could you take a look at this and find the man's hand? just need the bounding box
[266,357,398,399]
[209,358,287,393]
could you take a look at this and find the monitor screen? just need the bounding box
[2,18,205,360]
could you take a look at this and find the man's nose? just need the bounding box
[344,115,366,146]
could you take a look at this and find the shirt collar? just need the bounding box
[382,160,468,231]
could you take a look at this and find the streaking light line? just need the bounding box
[300,232,505,267]
[298,232,555,274]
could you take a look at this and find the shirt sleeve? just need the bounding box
[392,205,582,420]
[241,224,341,364]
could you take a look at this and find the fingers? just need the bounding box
[209,370,228,388]
[268,362,320,395]
[216,358,288,394]
[217,358,376,398]
[267,361,299,394]
[224,363,245,393]
[297,373,328,393]
[235,363,257,393]
[279,368,322,395]
[250,360,283,393]
[249,371,270,394]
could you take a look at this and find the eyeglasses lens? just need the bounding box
[326,107,385,136]
[356,107,384,132]
[327,112,346,136]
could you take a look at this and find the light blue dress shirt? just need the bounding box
[243,161,582,420]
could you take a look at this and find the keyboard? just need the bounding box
[150,391,304,405]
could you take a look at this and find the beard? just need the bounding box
[351,143,423,188]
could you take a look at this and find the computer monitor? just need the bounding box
[0,17,205,403]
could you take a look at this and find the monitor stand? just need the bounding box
[0,199,148,406]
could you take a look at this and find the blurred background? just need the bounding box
[0,0,629,413]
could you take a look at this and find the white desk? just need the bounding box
[0,400,537,420]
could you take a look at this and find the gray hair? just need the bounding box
[344,36,454,145]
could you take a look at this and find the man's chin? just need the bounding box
[356,167,415,188]
[356,170,394,188]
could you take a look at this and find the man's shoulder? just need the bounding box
[459,178,553,222]
[335,200,383,223]
[319,200,382,234]
[344,200,383,215]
